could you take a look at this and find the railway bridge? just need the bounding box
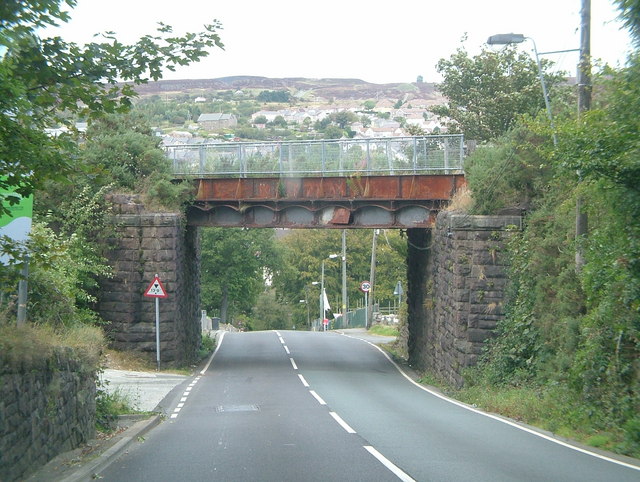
[100,134,519,387]
[164,135,467,228]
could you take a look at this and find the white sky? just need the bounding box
[45,0,633,84]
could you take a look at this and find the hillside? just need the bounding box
[132,76,444,103]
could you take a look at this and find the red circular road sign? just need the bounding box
[360,281,371,293]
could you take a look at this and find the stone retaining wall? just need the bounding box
[0,349,95,481]
[98,195,201,365]
[406,212,521,387]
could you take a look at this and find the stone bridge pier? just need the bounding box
[98,195,201,365]
[404,211,521,387]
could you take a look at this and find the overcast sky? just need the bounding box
[46,0,633,84]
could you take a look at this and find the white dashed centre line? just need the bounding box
[330,412,356,434]
[298,374,309,387]
[364,446,415,482]
[309,390,326,405]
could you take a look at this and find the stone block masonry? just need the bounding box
[98,195,201,365]
[0,348,95,481]
[406,212,521,387]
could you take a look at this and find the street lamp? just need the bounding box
[299,299,309,329]
[321,254,338,331]
[341,230,348,328]
[487,33,557,145]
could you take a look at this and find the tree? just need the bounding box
[248,290,291,331]
[363,100,376,111]
[331,111,358,129]
[253,115,268,125]
[257,90,291,103]
[272,229,407,324]
[405,124,425,136]
[270,115,287,128]
[323,125,344,139]
[0,0,223,215]
[430,45,564,142]
[82,113,170,189]
[199,228,280,324]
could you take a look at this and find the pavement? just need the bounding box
[27,328,397,481]
[100,369,189,412]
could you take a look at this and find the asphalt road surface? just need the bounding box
[98,330,640,481]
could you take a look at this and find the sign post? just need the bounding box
[360,281,371,328]
[0,182,34,326]
[144,274,168,371]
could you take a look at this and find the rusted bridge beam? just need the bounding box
[187,174,466,229]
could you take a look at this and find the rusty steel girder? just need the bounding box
[187,174,466,229]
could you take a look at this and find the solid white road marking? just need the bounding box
[340,332,640,473]
[330,412,356,434]
[200,331,226,375]
[309,390,326,405]
[364,446,415,482]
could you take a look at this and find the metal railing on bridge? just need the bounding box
[164,135,465,177]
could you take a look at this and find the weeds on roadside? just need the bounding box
[95,373,138,433]
[368,324,399,337]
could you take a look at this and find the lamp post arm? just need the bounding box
[527,36,557,146]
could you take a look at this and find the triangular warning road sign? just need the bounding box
[144,276,168,298]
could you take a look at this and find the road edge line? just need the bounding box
[200,331,226,375]
[346,333,640,472]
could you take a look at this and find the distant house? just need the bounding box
[194,96,207,103]
[197,113,238,130]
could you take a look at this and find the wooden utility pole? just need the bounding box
[575,0,591,272]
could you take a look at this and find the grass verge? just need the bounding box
[368,324,399,337]
[415,371,640,459]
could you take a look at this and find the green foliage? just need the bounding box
[95,375,137,433]
[615,0,640,46]
[363,100,376,110]
[272,229,407,325]
[463,28,640,455]
[26,222,110,326]
[558,54,640,193]
[197,333,216,359]
[431,45,564,142]
[0,0,223,214]
[247,289,292,331]
[465,121,554,214]
[199,228,280,322]
[257,90,291,103]
[83,113,172,190]
[369,324,399,337]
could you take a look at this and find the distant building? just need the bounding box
[197,113,238,131]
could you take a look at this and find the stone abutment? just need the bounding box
[98,195,201,365]
[405,212,521,387]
